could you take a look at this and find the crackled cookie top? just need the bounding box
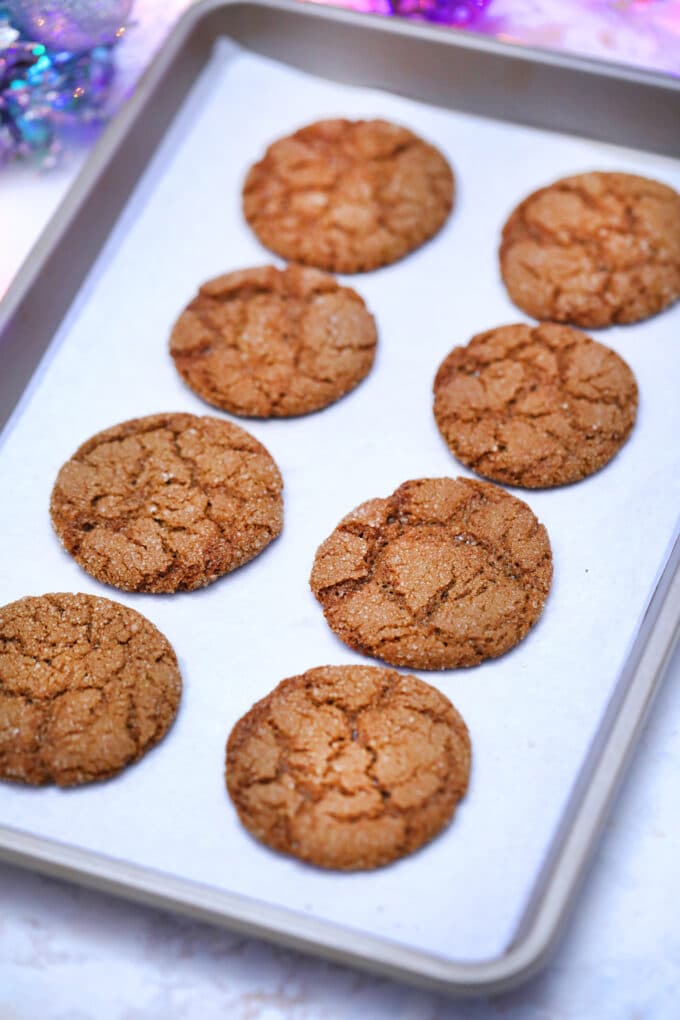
[50,413,283,593]
[169,265,377,417]
[0,593,181,787]
[500,172,680,327]
[242,119,454,273]
[226,665,471,870]
[434,323,638,488]
[310,477,552,670]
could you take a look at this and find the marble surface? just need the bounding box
[2,2,680,1016]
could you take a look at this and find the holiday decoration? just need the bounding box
[5,0,131,54]
[391,0,492,25]
[0,2,127,166]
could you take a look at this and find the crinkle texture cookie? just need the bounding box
[169,264,377,417]
[50,413,283,593]
[433,323,638,488]
[226,664,471,870]
[243,118,454,273]
[310,478,552,670]
[500,172,680,327]
[0,593,181,787]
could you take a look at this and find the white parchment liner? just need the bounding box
[0,40,678,963]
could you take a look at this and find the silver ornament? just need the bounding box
[5,0,133,53]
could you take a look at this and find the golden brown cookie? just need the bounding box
[433,323,638,489]
[50,413,283,594]
[0,593,181,787]
[500,172,680,327]
[310,477,552,670]
[169,264,377,417]
[226,664,471,870]
[243,118,454,273]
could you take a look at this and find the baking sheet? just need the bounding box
[1,37,679,966]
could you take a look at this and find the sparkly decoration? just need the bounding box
[390,0,492,24]
[5,0,131,53]
[0,3,125,166]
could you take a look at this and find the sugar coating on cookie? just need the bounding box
[434,323,638,489]
[226,664,471,870]
[500,172,680,327]
[0,593,181,787]
[169,264,377,417]
[243,118,454,273]
[310,477,552,670]
[50,413,283,593]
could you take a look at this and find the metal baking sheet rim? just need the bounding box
[0,0,679,996]
[0,545,678,997]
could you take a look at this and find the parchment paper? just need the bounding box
[0,39,679,964]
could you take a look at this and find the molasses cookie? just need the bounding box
[243,118,454,273]
[310,477,552,670]
[226,664,471,870]
[169,265,377,417]
[433,322,638,488]
[500,172,680,327]
[0,593,181,786]
[50,413,283,593]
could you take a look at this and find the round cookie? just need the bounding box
[500,171,680,327]
[169,264,377,417]
[50,412,283,594]
[226,664,471,870]
[0,593,181,787]
[243,118,454,273]
[433,322,638,489]
[310,477,552,670]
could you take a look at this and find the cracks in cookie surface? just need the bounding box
[49,413,283,593]
[310,478,552,670]
[0,593,181,786]
[433,322,638,488]
[500,172,680,326]
[225,665,471,870]
[169,265,377,418]
[242,119,454,273]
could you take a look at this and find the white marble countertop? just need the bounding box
[1,3,679,1016]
